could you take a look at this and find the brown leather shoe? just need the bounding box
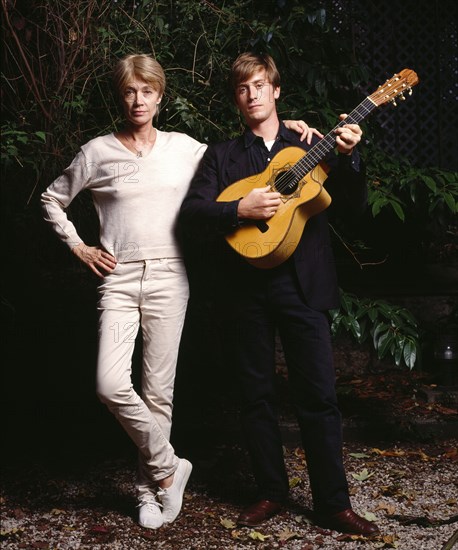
[316,508,380,536]
[237,499,282,527]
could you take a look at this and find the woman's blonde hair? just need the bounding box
[112,54,166,98]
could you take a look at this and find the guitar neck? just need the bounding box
[290,68,419,179]
[295,96,377,178]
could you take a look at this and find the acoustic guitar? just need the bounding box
[217,69,419,269]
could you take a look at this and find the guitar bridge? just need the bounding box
[255,220,269,233]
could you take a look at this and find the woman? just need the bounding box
[41,53,316,529]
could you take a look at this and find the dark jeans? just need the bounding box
[221,260,350,514]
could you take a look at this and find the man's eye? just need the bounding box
[256,82,265,90]
[238,87,248,95]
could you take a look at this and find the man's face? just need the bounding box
[235,69,280,125]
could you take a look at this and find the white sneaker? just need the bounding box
[137,495,163,529]
[157,458,193,523]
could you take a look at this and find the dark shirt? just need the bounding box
[236,121,360,179]
[179,120,367,310]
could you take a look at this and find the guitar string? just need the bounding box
[270,74,414,194]
[272,98,376,195]
[273,99,374,193]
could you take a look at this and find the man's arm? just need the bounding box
[179,143,241,238]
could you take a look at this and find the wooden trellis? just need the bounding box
[329,0,457,171]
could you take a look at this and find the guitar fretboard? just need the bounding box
[292,96,377,180]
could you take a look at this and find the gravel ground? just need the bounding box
[1,437,457,550]
[2,368,457,549]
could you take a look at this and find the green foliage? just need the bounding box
[366,147,458,225]
[1,123,46,171]
[1,0,454,371]
[330,291,420,370]
[1,0,367,172]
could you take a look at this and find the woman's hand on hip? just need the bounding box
[72,243,117,278]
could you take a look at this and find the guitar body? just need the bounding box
[215,68,419,269]
[217,146,331,269]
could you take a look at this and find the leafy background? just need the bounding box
[1,0,457,405]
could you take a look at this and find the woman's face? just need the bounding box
[121,77,162,126]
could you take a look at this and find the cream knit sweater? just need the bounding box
[41,131,207,262]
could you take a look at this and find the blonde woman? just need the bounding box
[41,53,315,529]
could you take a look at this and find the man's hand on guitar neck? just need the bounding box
[237,186,281,220]
[334,113,362,155]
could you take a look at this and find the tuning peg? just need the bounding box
[391,98,397,107]
[407,87,413,95]
[399,93,406,101]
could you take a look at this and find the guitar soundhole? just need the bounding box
[273,170,299,196]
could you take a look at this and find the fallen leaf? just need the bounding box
[293,514,312,525]
[220,517,236,529]
[444,447,458,460]
[364,511,378,522]
[50,508,66,515]
[248,530,271,541]
[352,468,375,481]
[375,502,397,515]
[373,534,399,548]
[388,469,406,479]
[289,476,302,488]
[388,514,438,526]
[277,527,301,541]
[372,448,405,457]
[0,527,23,537]
[294,447,305,459]
[349,452,371,458]
[336,533,367,541]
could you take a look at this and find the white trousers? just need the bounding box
[95,259,189,497]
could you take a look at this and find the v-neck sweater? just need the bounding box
[41,131,207,262]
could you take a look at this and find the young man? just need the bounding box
[179,52,379,537]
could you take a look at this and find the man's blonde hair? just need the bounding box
[230,52,281,91]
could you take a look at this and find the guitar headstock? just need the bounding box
[369,69,419,107]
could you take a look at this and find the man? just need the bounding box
[179,52,379,537]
